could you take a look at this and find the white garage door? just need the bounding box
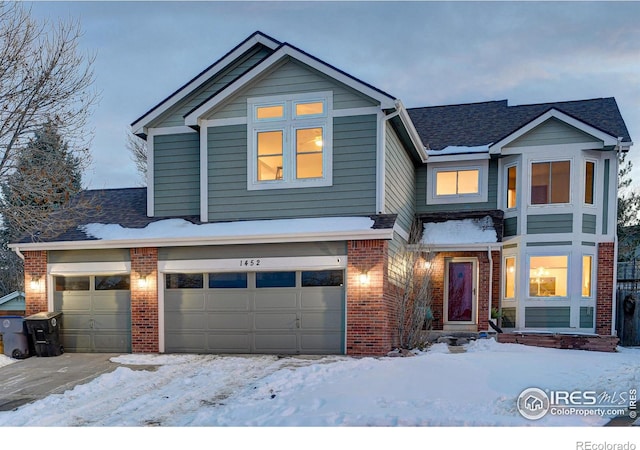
[164,270,345,354]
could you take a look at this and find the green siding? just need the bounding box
[582,241,596,247]
[415,158,499,213]
[159,241,346,261]
[0,297,25,310]
[582,214,597,234]
[49,249,131,264]
[525,306,570,328]
[527,214,573,234]
[505,118,602,148]
[526,241,572,247]
[580,306,594,328]
[503,243,518,249]
[501,307,516,328]
[603,159,610,234]
[207,115,377,221]
[385,123,415,232]
[209,58,378,120]
[149,46,272,128]
[154,133,200,216]
[504,217,518,237]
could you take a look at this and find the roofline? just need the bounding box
[184,43,397,125]
[9,228,394,252]
[396,100,428,162]
[131,31,282,134]
[489,108,620,153]
[411,243,502,252]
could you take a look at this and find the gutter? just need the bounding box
[13,247,25,261]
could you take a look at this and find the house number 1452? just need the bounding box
[240,259,261,267]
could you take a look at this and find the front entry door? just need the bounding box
[445,259,477,325]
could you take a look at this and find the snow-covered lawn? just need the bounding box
[0,339,638,447]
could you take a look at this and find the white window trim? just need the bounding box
[526,253,571,301]
[503,255,517,301]
[583,158,598,208]
[426,159,488,205]
[528,158,573,207]
[247,91,333,191]
[504,162,519,211]
[581,253,595,300]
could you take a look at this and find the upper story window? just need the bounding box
[530,160,570,205]
[506,165,517,209]
[584,160,596,205]
[248,92,333,191]
[426,160,488,205]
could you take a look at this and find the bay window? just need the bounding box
[528,255,568,298]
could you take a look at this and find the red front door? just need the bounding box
[447,261,474,322]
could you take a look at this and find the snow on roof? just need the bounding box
[80,217,375,241]
[421,216,497,245]
[427,144,490,156]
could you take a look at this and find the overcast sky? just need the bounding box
[26,1,640,190]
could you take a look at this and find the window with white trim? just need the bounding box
[584,160,596,205]
[247,92,333,190]
[530,160,571,205]
[582,255,593,298]
[426,160,488,205]
[528,255,568,298]
[506,164,517,209]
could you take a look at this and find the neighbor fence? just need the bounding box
[616,260,640,346]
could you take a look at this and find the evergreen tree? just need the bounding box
[617,151,640,262]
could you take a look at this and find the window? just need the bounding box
[436,169,479,196]
[248,92,333,190]
[528,255,568,297]
[256,271,296,288]
[301,270,344,287]
[585,161,595,205]
[531,161,570,204]
[95,275,130,290]
[504,257,516,299]
[165,273,203,289]
[582,255,593,298]
[55,276,90,291]
[427,160,488,205]
[507,165,517,209]
[208,273,248,289]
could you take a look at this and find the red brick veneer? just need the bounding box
[130,247,159,353]
[596,242,615,335]
[24,250,48,315]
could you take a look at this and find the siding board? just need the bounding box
[582,213,597,234]
[527,214,573,234]
[525,306,570,328]
[385,123,415,232]
[505,118,601,148]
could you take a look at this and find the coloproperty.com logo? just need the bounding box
[517,387,637,420]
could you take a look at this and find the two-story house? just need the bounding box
[10,32,632,356]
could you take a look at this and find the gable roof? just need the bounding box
[408,98,632,152]
[0,291,25,307]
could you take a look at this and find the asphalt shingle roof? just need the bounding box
[407,98,632,151]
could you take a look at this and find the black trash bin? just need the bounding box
[0,316,30,359]
[24,312,64,357]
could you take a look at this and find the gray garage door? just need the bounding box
[164,270,344,354]
[53,275,131,353]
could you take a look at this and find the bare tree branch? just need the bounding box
[126,129,147,185]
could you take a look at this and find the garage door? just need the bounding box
[164,270,344,354]
[53,275,131,353]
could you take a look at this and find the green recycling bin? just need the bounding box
[24,312,64,357]
[0,316,30,359]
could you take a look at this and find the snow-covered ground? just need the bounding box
[1,339,638,447]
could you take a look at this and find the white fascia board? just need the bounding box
[396,101,428,162]
[131,33,280,134]
[48,261,131,275]
[489,109,618,154]
[412,243,502,252]
[426,152,490,163]
[184,44,397,126]
[159,255,347,273]
[9,228,395,252]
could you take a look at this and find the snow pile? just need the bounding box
[427,145,490,156]
[422,216,497,245]
[1,340,638,429]
[80,217,375,241]
[0,354,16,369]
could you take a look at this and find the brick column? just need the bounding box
[130,248,159,353]
[24,250,48,315]
[346,240,396,355]
[596,242,615,335]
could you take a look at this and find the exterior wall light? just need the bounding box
[359,272,370,285]
[138,276,148,289]
[29,277,41,291]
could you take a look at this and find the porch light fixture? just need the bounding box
[359,272,369,285]
[29,277,41,291]
[138,276,148,289]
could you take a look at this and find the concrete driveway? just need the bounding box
[0,353,157,411]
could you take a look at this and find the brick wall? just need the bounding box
[130,247,159,353]
[346,240,397,355]
[24,250,47,315]
[596,242,615,335]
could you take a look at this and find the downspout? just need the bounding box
[13,247,25,261]
[376,105,402,214]
[612,138,623,336]
[488,245,494,327]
